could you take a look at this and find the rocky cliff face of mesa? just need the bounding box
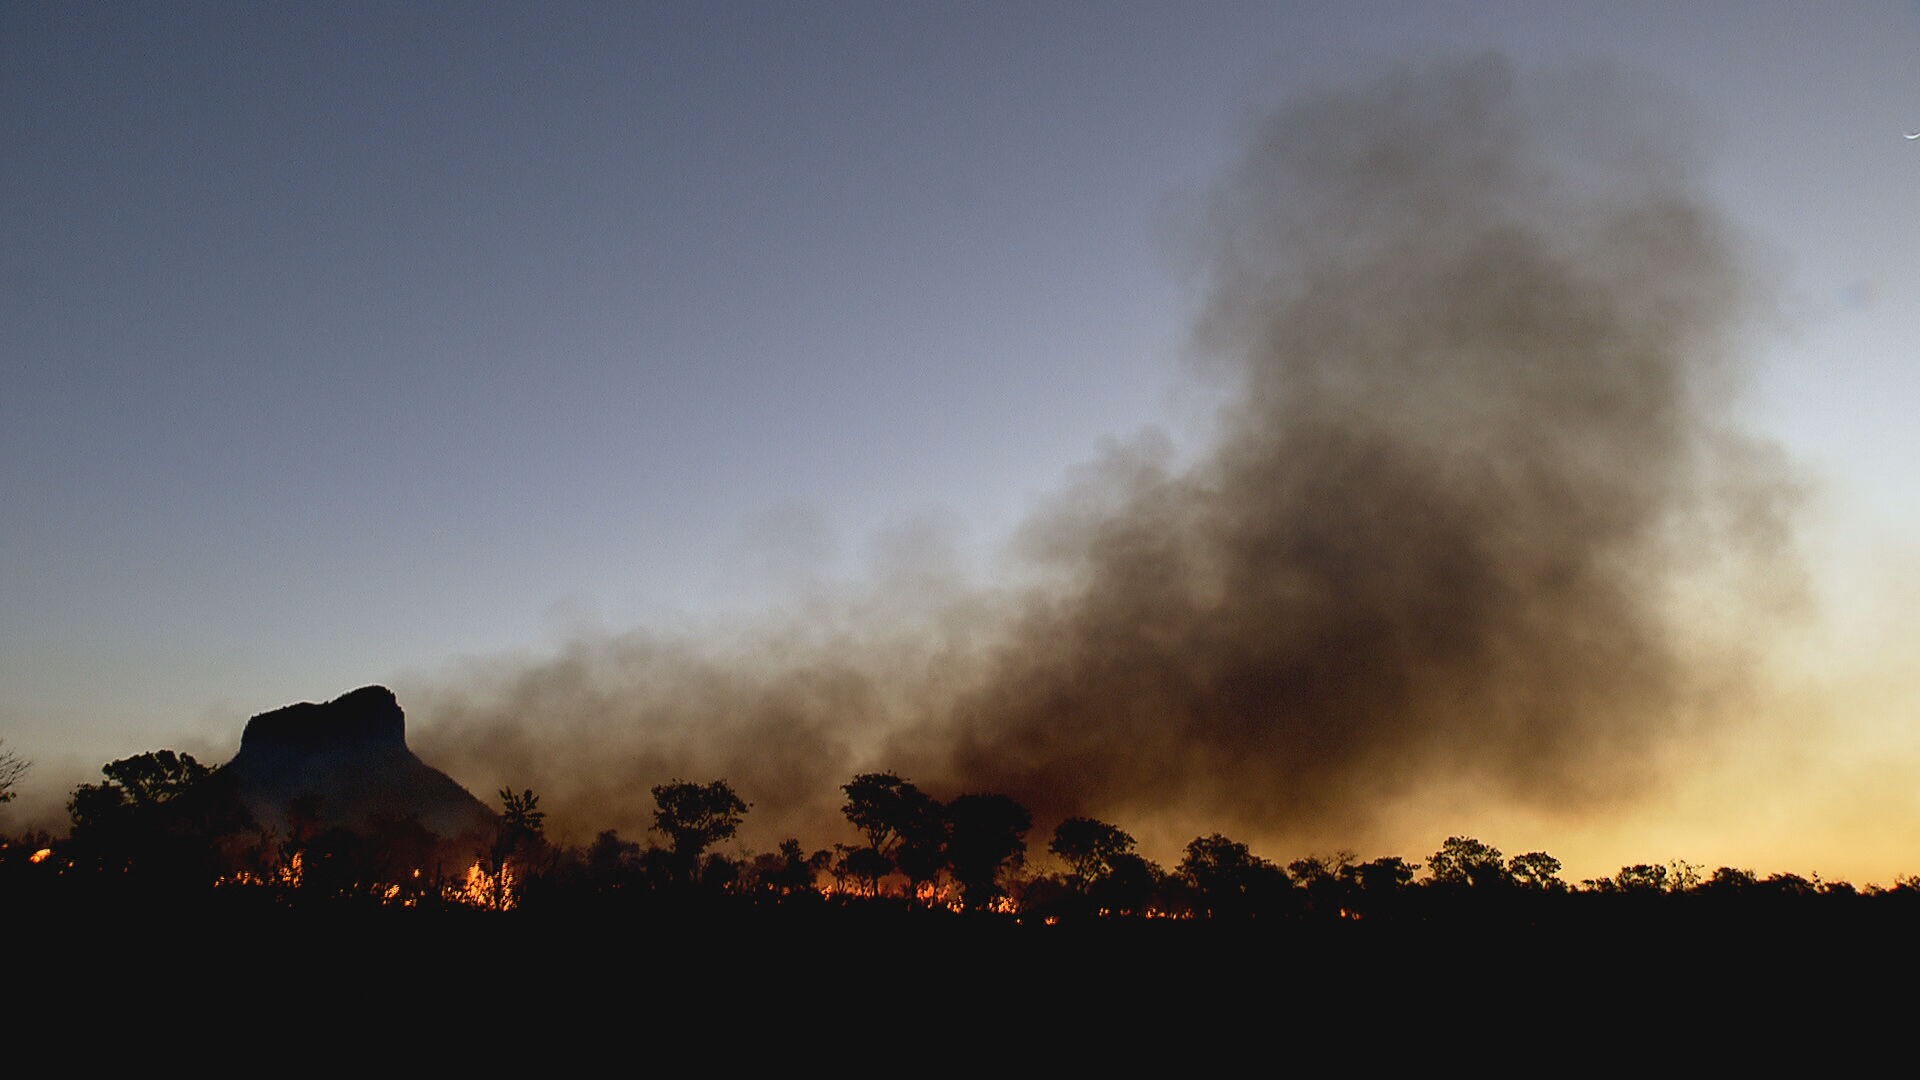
[224,686,495,845]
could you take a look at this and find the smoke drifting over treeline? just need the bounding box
[413,56,1798,854]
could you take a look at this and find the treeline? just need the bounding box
[4,752,1918,927]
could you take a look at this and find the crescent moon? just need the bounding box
[1907,132,1920,140]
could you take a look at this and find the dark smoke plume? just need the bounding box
[412,56,1796,851]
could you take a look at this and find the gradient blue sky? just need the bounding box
[5,2,1919,869]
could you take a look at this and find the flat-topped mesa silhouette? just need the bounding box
[240,685,408,754]
[225,686,495,844]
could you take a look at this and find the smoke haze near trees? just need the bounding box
[408,55,1799,861]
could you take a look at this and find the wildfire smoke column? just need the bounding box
[903,54,1797,836]
[411,54,1797,853]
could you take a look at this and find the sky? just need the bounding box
[4,2,1919,880]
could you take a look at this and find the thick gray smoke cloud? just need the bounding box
[413,55,1796,851]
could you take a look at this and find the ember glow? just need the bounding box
[207,854,519,911]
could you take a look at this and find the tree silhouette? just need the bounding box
[650,778,748,885]
[1088,851,1163,915]
[893,801,950,903]
[499,788,546,844]
[1048,816,1136,890]
[700,851,742,892]
[484,787,550,903]
[1699,866,1757,893]
[70,750,210,815]
[582,829,645,892]
[945,794,1030,909]
[841,772,934,857]
[1757,872,1817,898]
[757,838,824,896]
[0,740,27,805]
[1615,863,1668,893]
[836,844,893,897]
[1288,851,1356,915]
[1342,855,1420,893]
[1667,859,1703,893]
[66,750,252,884]
[1178,833,1288,918]
[1508,851,1564,890]
[1426,836,1510,888]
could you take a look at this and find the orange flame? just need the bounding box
[448,860,518,911]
